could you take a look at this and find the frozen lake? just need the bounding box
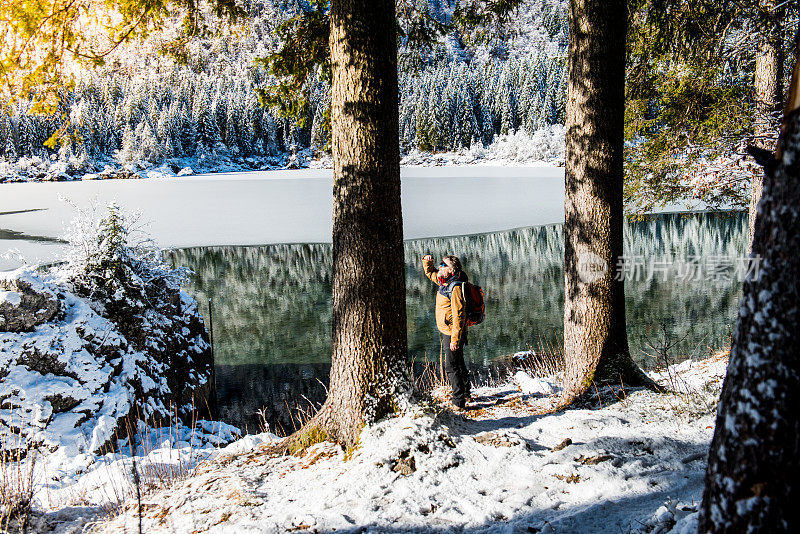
[0,166,564,270]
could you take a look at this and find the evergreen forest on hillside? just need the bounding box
[0,0,567,172]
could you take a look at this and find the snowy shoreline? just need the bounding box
[0,154,561,184]
[0,127,566,184]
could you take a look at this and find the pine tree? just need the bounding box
[561,0,653,402]
[157,109,172,157]
[541,90,553,127]
[0,113,9,160]
[499,82,516,135]
[4,129,17,162]
[16,113,32,157]
[136,119,160,163]
[180,104,197,156]
[457,91,478,148]
[263,111,279,155]
[310,97,329,150]
[415,88,433,151]
[198,100,221,153]
[117,122,135,163]
[292,0,411,449]
[239,106,255,156]
[213,94,227,149]
[524,92,542,134]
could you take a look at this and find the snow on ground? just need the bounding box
[33,420,252,509]
[37,352,726,534]
[8,420,258,533]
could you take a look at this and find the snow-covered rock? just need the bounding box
[0,269,60,331]
[2,202,218,459]
[635,498,700,534]
[0,267,214,457]
[513,370,560,396]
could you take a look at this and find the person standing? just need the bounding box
[422,254,472,409]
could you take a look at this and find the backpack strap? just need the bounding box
[440,280,470,301]
[438,279,460,299]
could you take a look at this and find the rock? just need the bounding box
[0,275,59,332]
[513,371,560,396]
[1,269,214,456]
[438,434,456,448]
[577,454,613,465]
[551,438,572,452]
[392,451,416,475]
[680,451,705,464]
[109,168,137,180]
[45,393,82,413]
[474,432,523,448]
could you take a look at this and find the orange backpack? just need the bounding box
[444,281,485,326]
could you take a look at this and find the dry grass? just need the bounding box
[414,337,566,402]
[514,338,565,383]
[0,412,39,533]
[642,324,729,418]
[58,402,221,523]
[655,348,728,419]
[413,358,449,394]
[410,338,567,421]
[553,472,582,484]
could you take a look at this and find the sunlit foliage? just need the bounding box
[0,0,241,115]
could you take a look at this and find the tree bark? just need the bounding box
[294,0,412,449]
[749,0,783,251]
[561,0,652,402]
[699,45,800,532]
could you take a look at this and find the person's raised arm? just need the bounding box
[422,255,439,284]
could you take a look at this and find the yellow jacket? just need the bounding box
[422,258,467,347]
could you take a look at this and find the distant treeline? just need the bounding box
[0,0,568,168]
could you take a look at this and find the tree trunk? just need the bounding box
[699,46,800,532]
[749,0,783,251]
[561,0,652,402]
[295,0,412,449]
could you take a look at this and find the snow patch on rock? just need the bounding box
[513,370,560,396]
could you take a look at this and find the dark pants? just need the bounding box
[443,333,471,407]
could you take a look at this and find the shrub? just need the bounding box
[61,202,189,342]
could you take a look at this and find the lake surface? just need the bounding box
[0,167,744,433]
[0,167,564,270]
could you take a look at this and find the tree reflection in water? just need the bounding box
[167,211,746,432]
